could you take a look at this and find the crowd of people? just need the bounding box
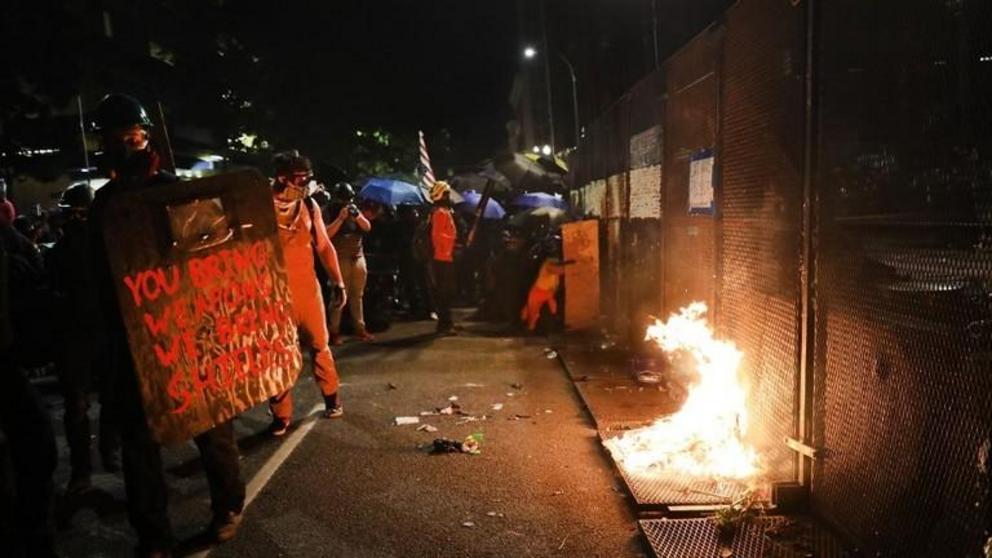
[0,93,569,558]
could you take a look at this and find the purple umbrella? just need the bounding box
[510,191,568,210]
[456,190,506,220]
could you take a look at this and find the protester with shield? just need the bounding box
[268,151,347,435]
[88,94,245,556]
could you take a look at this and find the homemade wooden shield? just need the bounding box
[562,219,600,331]
[101,170,301,445]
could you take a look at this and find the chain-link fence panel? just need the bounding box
[812,0,992,554]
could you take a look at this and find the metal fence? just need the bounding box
[811,0,992,554]
[568,0,992,553]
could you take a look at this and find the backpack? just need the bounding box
[412,211,433,263]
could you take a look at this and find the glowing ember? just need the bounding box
[604,302,758,480]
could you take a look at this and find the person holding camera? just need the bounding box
[325,182,373,343]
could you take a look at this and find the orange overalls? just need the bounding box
[269,198,339,423]
[521,259,565,332]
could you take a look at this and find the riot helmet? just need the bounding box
[59,183,95,211]
[91,94,153,133]
[331,182,355,203]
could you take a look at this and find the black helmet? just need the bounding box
[331,182,355,202]
[59,183,95,210]
[91,94,154,132]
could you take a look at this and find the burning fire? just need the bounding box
[604,302,759,480]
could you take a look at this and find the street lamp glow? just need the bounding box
[523,46,537,59]
[541,145,552,156]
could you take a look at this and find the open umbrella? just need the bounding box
[510,191,568,210]
[448,167,513,196]
[508,206,571,229]
[456,190,506,220]
[524,152,569,175]
[493,152,565,193]
[358,177,428,206]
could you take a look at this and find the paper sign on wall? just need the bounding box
[688,148,715,214]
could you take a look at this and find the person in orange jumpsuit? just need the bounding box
[428,181,459,335]
[268,151,347,436]
[520,237,573,332]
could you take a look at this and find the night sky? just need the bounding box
[2,0,732,177]
[225,0,519,168]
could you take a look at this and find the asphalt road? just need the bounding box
[49,314,645,557]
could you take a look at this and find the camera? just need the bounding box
[347,204,359,217]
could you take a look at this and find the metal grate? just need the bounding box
[602,432,750,507]
[641,516,851,558]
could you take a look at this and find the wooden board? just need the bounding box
[101,170,302,445]
[562,219,600,331]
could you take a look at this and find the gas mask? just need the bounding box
[102,127,158,180]
[277,173,313,201]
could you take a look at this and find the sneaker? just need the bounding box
[268,419,290,437]
[322,405,344,419]
[209,510,243,543]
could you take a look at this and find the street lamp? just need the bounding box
[522,46,580,150]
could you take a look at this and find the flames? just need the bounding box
[604,302,759,480]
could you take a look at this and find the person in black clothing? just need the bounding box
[88,94,245,558]
[0,237,61,558]
[49,183,120,497]
[395,205,432,319]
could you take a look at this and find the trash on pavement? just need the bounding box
[505,392,515,397]
[394,416,420,426]
[448,395,459,402]
[438,402,463,415]
[430,432,484,455]
[511,383,524,390]
[417,424,438,433]
[544,409,553,414]
[387,382,398,390]
[508,414,532,421]
[491,403,504,411]
[462,521,475,528]
[486,511,505,518]
[544,349,558,359]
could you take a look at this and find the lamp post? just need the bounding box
[523,46,580,150]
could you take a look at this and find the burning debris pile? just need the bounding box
[604,302,759,481]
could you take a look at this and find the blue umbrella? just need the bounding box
[510,191,568,210]
[358,177,429,206]
[456,190,506,220]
